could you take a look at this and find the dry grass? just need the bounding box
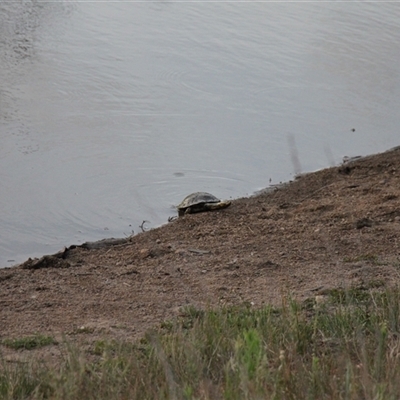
[2,287,400,399]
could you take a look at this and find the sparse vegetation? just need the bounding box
[1,334,56,350]
[343,253,381,264]
[1,288,400,399]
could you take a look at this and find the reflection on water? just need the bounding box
[1,2,400,265]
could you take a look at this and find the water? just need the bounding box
[1,1,400,266]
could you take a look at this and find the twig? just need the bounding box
[139,220,149,232]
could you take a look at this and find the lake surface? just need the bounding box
[1,1,400,266]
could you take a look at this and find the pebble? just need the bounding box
[139,249,151,258]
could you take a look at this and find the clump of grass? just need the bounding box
[343,253,385,265]
[1,334,56,350]
[2,288,400,399]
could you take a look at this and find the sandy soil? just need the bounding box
[1,146,400,363]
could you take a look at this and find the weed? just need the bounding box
[1,334,56,350]
[343,253,386,265]
[1,289,400,398]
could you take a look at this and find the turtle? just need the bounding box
[177,192,231,217]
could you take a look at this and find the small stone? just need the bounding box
[356,218,373,229]
[139,249,151,258]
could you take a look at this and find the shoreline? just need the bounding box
[9,146,399,271]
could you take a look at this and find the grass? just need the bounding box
[342,253,387,266]
[1,288,400,399]
[1,334,56,350]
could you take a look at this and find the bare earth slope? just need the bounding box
[1,147,400,357]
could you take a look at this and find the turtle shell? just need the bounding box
[177,192,221,210]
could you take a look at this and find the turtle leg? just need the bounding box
[204,201,231,211]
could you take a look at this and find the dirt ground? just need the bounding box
[1,146,400,363]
